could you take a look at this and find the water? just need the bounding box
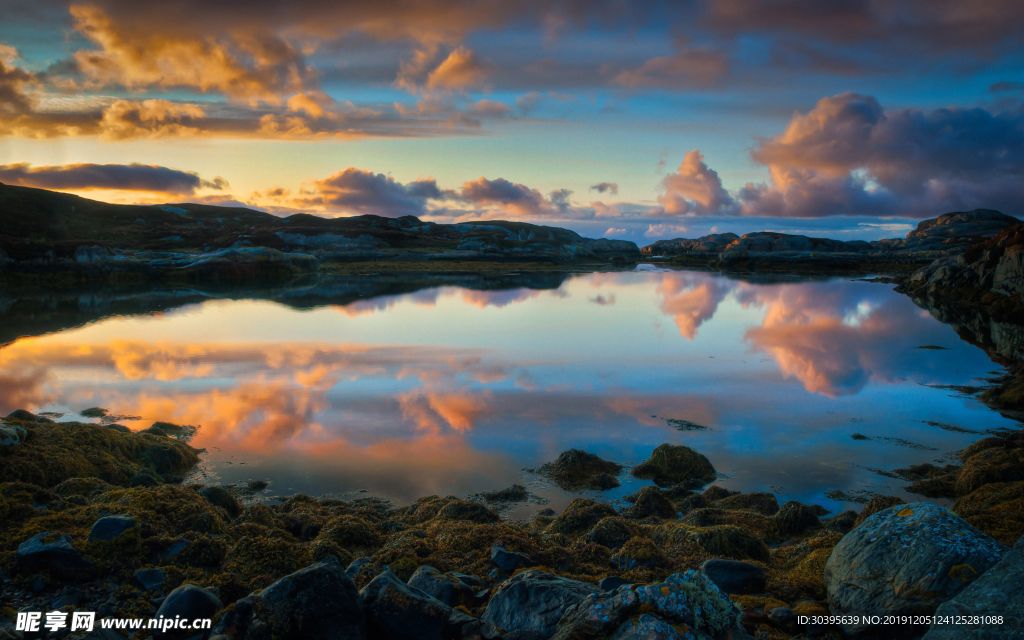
[1,267,1017,517]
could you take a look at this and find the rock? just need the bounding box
[642,233,740,257]
[614,537,667,570]
[609,613,688,639]
[213,556,365,640]
[551,570,742,640]
[715,492,780,515]
[824,510,859,533]
[134,568,167,592]
[773,501,820,536]
[598,576,634,592]
[585,517,636,550]
[922,533,1024,638]
[767,606,797,632]
[361,569,450,640]
[88,515,137,542]
[199,485,242,519]
[482,570,600,637]
[4,409,54,424]
[153,584,222,639]
[699,559,766,595]
[631,444,716,488]
[15,532,96,581]
[0,425,25,447]
[490,545,533,572]
[622,486,677,520]
[857,494,905,523]
[407,565,476,607]
[130,471,161,487]
[546,499,619,535]
[825,502,1008,638]
[537,449,623,491]
[345,557,372,579]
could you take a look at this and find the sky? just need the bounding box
[1,0,1024,243]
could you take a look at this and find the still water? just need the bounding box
[1,267,1017,516]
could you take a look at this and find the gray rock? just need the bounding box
[598,576,634,592]
[699,559,766,595]
[211,556,364,640]
[922,533,1024,639]
[767,606,797,631]
[345,557,372,580]
[551,570,742,640]
[134,568,167,592]
[824,502,1007,639]
[609,614,687,640]
[490,545,532,572]
[15,532,96,581]
[407,566,476,607]
[88,515,137,542]
[0,425,25,447]
[360,569,450,640]
[153,584,222,640]
[482,570,600,637]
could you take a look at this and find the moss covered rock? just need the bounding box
[631,444,716,488]
[538,449,623,491]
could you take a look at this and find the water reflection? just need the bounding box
[0,269,1018,512]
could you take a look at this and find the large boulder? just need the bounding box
[482,570,600,638]
[360,570,451,640]
[631,444,716,488]
[153,584,222,640]
[0,424,25,447]
[211,556,365,640]
[551,570,743,640]
[15,532,96,581]
[407,565,476,607]
[824,502,1007,639]
[922,533,1024,639]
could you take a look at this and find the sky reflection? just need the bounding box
[0,270,1015,512]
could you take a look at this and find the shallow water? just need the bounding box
[1,267,1017,517]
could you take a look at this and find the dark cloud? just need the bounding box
[590,182,618,195]
[612,48,729,89]
[459,177,546,212]
[0,59,34,115]
[0,162,225,194]
[299,168,444,216]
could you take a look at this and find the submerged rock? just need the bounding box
[923,533,1024,638]
[15,532,96,581]
[538,449,623,491]
[631,444,716,488]
[482,570,600,637]
[825,502,1008,639]
[361,569,451,640]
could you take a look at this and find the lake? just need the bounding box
[1,266,1016,518]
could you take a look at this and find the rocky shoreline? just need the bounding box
[1,408,1021,640]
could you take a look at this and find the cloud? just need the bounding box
[295,168,444,216]
[645,223,688,238]
[612,48,729,89]
[659,150,737,215]
[604,227,626,236]
[0,162,226,194]
[737,92,1024,217]
[590,182,618,195]
[0,58,34,115]
[459,176,547,215]
[426,47,491,90]
[69,4,311,102]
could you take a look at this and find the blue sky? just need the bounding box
[2,0,1023,243]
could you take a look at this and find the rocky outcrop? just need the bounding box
[481,570,600,637]
[824,502,1007,639]
[537,449,623,491]
[631,444,717,488]
[642,233,739,257]
[360,569,451,640]
[406,565,477,607]
[878,210,1022,255]
[550,570,744,640]
[923,533,1024,639]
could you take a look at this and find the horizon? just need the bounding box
[2,2,1023,244]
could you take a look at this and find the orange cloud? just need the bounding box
[656,273,731,339]
[426,47,491,90]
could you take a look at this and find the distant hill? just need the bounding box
[0,182,639,264]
